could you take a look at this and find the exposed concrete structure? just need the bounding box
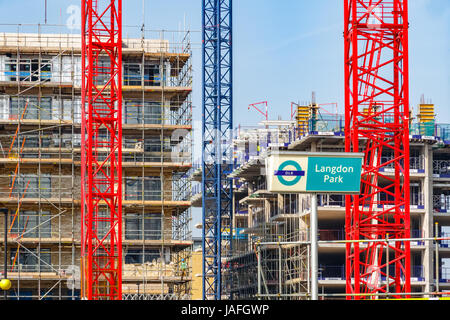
[191,106,450,299]
[0,28,193,300]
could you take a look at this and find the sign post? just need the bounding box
[266,151,364,300]
[310,192,318,300]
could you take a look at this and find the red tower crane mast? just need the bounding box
[81,0,123,300]
[344,0,411,299]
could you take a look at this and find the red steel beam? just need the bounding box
[345,0,411,299]
[81,0,123,300]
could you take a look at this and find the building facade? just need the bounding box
[191,105,450,299]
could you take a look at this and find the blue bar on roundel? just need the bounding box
[274,170,305,177]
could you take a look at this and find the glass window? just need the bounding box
[11,174,51,198]
[124,100,162,124]
[124,101,140,124]
[144,178,161,201]
[125,213,162,240]
[10,97,52,120]
[5,58,52,82]
[94,211,110,239]
[9,210,51,238]
[123,63,141,86]
[124,248,166,264]
[125,178,141,201]
[125,214,141,240]
[125,177,161,201]
[13,136,51,149]
[143,64,160,86]
[410,184,423,206]
[143,214,162,240]
[143,249,161,263]
[124,249,142,264]
[94,59,111,86]
[124,62,161,87]
[10,248,51,272]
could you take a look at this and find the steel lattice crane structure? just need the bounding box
[201,0,233,300]
[81,0,123,300]
[344,0,411,299]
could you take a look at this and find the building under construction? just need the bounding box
[0,25,193,300]
[191,99,450,299]
[1,0,449,302]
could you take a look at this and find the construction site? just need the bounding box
[0,0,449,301]
[0,20,193,299]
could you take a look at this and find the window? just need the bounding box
[410,183,423,206]
[125,214,140,240]
[144,137,163,152]
[13,136,52,158]
[52,98,73,120]
[10,248,51,272]
[143,137,171,162]
[66,289,81,300]
[10,97,52,120]
[125,177,161,201]
[94,211,110,239]
[123,63,141,86]
[94,59,111,86]
[142,213,162,240]
[5,58,51,82]
[11,174,51,198]
[125,213,162,240]
[124,62,161,87]
[124,100,162,124]
[143,64,161,86]
[125,248,169,264]
[9,210,52,238]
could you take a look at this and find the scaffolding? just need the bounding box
[224,123,311,300]
[224,102,450,300]
[0,23,193,300]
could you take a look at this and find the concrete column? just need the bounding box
[423,144,434,294]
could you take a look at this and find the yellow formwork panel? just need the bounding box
[417,104,435,123]
[296,105,311,133]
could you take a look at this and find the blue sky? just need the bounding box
[0,0,447,126]
[0,0,448,238]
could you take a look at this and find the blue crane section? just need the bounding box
[201,0,233,300]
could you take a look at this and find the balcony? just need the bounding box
[316,194,424,211]
[318,265,425,282]
[434,160,450,178]
[319,265,345,280]
[379,156,425,173]
[318,229,424,245]
[440,267,450,284]
[433,195,450,213]
[318,194,345,208]
[439,232,450,248]
[0,97,192,127]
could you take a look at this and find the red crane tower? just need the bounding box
[344,0,411,299]
[80,0,123,300]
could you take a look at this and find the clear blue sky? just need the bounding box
[0,0,448,238]
[0,0,447,126]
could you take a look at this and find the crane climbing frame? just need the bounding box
[344,0,412,299]
[81,0,123,300]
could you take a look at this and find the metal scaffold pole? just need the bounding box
[311,193,318,300]
[2,209,7,300]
